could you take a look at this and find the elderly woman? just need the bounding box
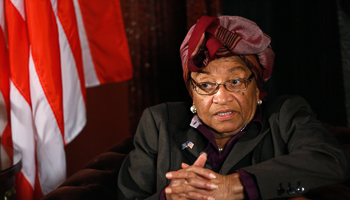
[118,16,350,200]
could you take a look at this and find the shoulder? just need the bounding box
[262,95,318,131]
[264,95,310,108]
[263,95,313,116]
[262,95,321,138]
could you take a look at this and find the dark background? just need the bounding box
[65,0,350,178]
[223,0,348,127]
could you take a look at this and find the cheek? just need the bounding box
[236,89,258,112]
[193,95,212,114]
[243,90,259,114]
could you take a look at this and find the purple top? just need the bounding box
[161,106,263,200]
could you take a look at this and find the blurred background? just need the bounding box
[65,0,350,178]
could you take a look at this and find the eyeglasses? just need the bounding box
[191,73,254,95]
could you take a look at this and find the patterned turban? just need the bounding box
[180,15,275,99]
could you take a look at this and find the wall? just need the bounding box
[64,81,131,177]
[337,0,350,127]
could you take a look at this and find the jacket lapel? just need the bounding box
[174,127,206,161]
[220,123,266,174]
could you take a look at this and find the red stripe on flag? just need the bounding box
[15,172,34,200]
[78,0,133,83]
[34,170,43,200]
[58,0,86,101]
[25,1,64,136]
[5,0,31,105]
[0,17,11,120]
[1,0,13,164]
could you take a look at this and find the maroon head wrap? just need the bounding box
[180,15,275,99]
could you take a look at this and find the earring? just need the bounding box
[257,100,262,105]
[190,105,197,114]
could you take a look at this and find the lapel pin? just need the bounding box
[181,141,194,150]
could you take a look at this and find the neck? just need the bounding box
[215,137,232,150]
[203,125,238,149]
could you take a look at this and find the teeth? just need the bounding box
[217,111,232,116]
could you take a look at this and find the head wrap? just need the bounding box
[180,15,275,99]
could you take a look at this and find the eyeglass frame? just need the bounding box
[190,73,255,95]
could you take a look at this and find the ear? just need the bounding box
[255,85,260,101]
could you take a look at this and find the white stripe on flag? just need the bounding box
[10,0,25,19]
[0,0,4,29]
[29,50,66,194]
[72,0,100,87]
[56,8,86,144]
[49,0,57,14]
[10,80,36,189]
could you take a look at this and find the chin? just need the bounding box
[214,126,240,135]
[216,121,242,132]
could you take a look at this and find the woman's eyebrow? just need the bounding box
[196,71,210,75]
[194,66,246,77]
[227,66,245,73]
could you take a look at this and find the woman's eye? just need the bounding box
[198,82,215,91]
[230,79,242,85]
[200,83,212,88]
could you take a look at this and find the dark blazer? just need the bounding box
[118,95,350,200]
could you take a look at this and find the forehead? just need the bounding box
[194,56,250,77]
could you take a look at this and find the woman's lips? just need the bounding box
[214,110,236,120]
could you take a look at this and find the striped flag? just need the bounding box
[0,0,132,199]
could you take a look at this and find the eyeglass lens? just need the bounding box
[195,78,249,94]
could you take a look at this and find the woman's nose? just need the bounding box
[213,85,234,104]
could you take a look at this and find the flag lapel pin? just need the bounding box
[181,141,194,150]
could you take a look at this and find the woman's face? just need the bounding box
[191,56,260,139]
